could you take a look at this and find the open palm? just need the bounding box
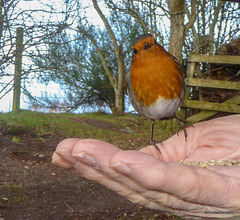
[52,115,240,219]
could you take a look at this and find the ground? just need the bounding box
[0,112,179,220]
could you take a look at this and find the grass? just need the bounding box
[0,183,28,205]
[0,110,179,150]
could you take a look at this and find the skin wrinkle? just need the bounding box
[129,164,180,205]
[223,175,240,208]
[193,167,238,207]
[77,162,149,206]
[221,175,234,207]
[172,166,240,210]
[138,188,189,213]
[204,130,232,148]
[181,119,240,161]
[177,166,203,203]
[120,180,171,210]
[110,177,173,211]
[114,182,148,204]
[185,124,205,157]
[140,162,168,190]
[138,159,234,208]
[159,131,194,162]
[208,166,240,179]
[198,132,237,159]
[178,165,201,201]
[140,186,210,214]
[143,188,197,211]
[188,166,212,204]
[108,164,172,208]
[169,140,187,161]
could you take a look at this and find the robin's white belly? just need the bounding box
[130,90,185,120]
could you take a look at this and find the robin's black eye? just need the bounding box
[133,49,138,54]
[144,43,151,50]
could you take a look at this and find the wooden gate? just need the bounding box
[180,54,240,123]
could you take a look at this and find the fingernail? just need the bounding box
[55,149,70,156]
[110,162,132,176]
[52,158,73,169]
[73,152,98,169]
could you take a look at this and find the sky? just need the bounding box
[0,0,107,113]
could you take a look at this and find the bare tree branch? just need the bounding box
[77,26,116,91]
[185,1,199,52]
[209,0,223,54]
[129,0,151,33]
[184,0,196,34]
[92,0,120,59]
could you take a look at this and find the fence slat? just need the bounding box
[185,78,240,90]
[182,100,240,114]
[185,95,240,123]
[188,54,240,65]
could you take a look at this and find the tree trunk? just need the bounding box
[167,1,185,126]
[167,0,185,61]
[167,0,196,123]
[91,0,125,114]
[168,0,196,61]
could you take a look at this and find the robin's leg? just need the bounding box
[174,115,194,141]
[150,120,161,153]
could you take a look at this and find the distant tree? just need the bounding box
[30,30,117,112]
[77,0,133,114]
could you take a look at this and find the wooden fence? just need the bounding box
[180,54,240,123]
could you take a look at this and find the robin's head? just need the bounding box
[131,34,155,57]
[131,34,168,61]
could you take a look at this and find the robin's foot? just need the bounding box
[148,141,162,153]
[177,121,194,141]
[178,121,187,141]
[149,120,162,153]
[174,115,194,141]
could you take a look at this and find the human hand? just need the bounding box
[52,115,240,219]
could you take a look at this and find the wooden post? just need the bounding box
[12,27,23,112]
[178,59,196,121]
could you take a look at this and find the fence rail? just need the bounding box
[181,54,240,123]
[188,54,240,64]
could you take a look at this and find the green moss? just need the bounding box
[0,184,28,205]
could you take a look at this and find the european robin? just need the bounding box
[126,33,187,151]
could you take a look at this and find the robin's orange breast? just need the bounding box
[130,50,183,107]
